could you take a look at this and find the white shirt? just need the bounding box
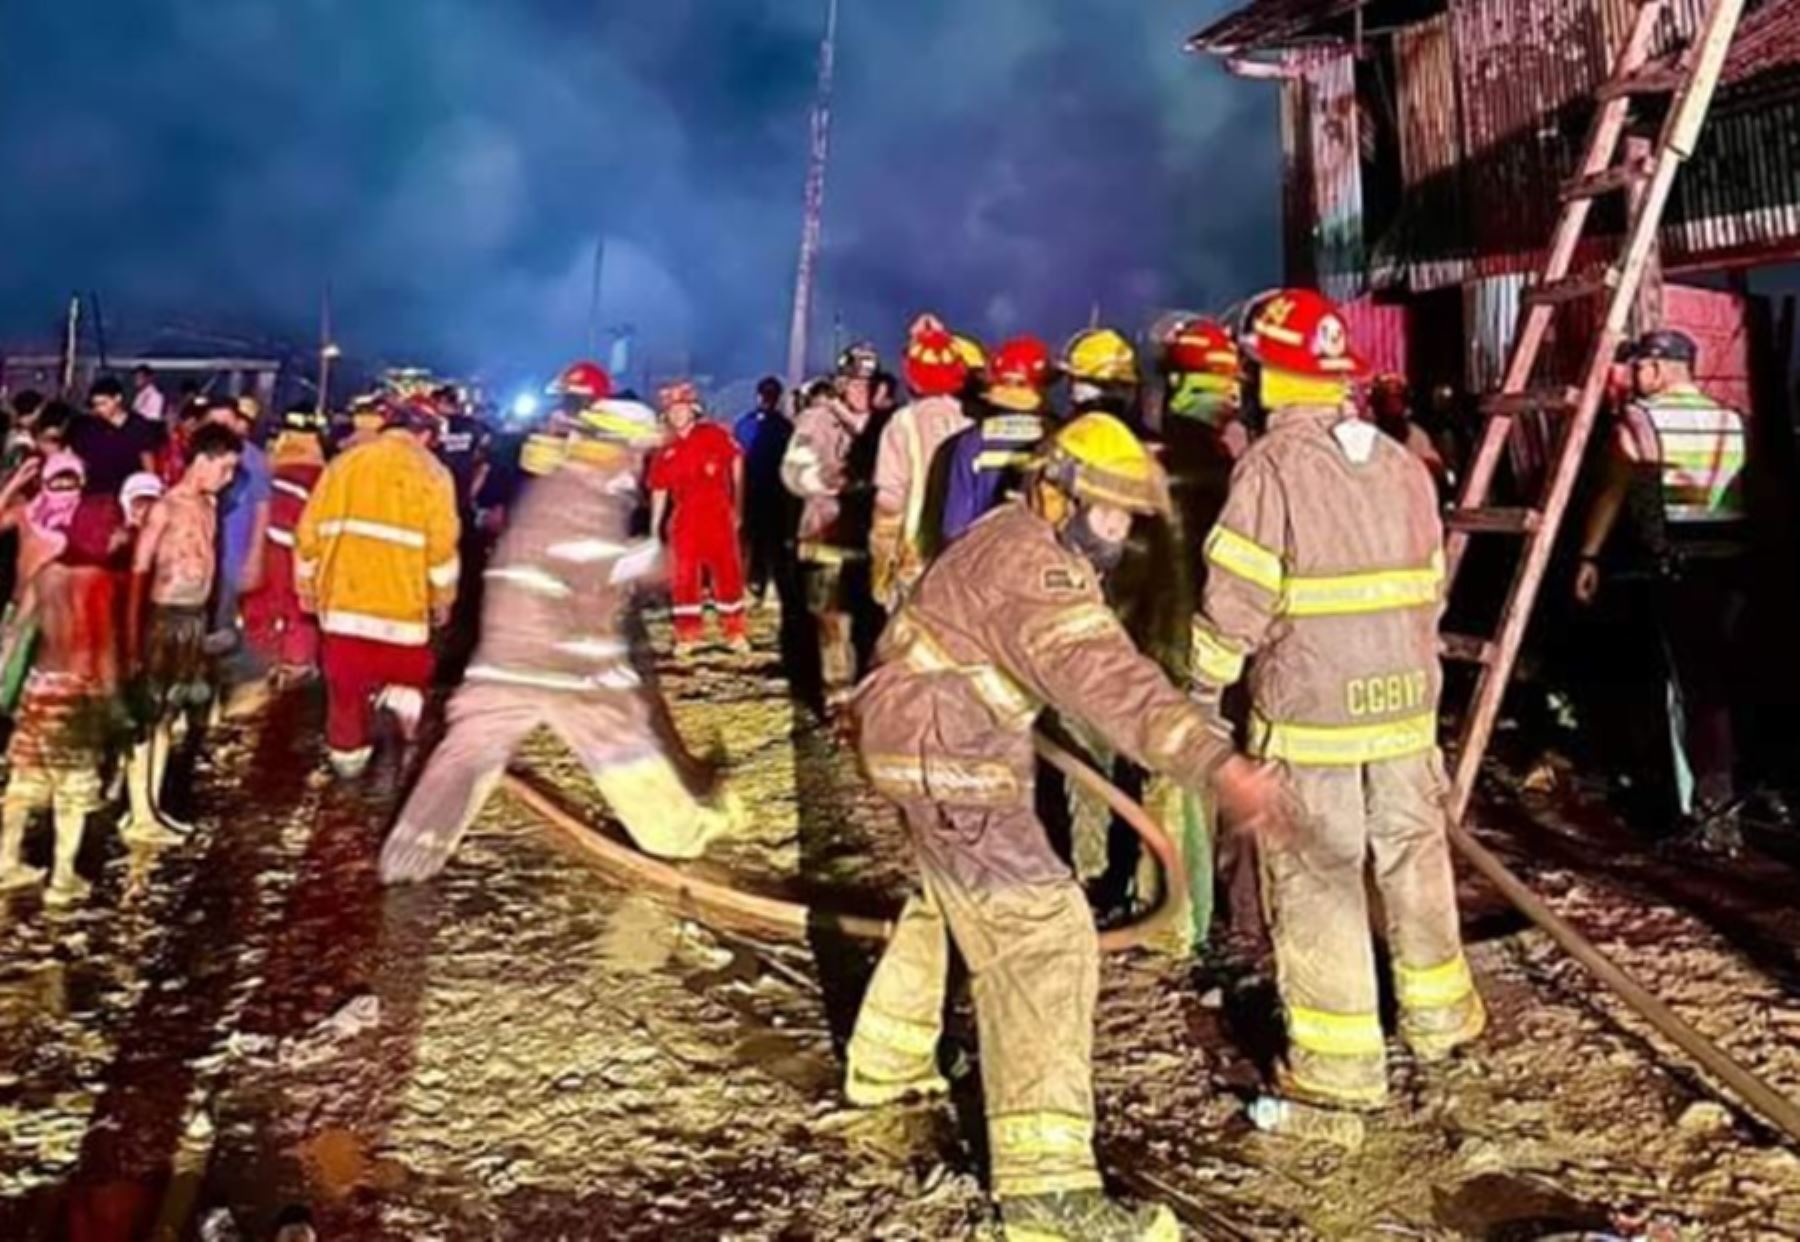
[133,385,167,421]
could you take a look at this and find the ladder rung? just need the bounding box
[1481,386,1581,418]
[1526,268,1621,306]
[1561,158,1655,202]
[1440,633,1496,665]
[1446,507,1543,535]
[1595,66,1686,102]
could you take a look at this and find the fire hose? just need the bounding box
[501,732,1186,954]
[1448,824,1800,1144]
[503,738,1800,1145]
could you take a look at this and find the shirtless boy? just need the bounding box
[125,423,240,841]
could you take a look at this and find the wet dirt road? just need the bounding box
[2,608,1799,1239]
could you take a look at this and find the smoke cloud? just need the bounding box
[0,0,1276,390]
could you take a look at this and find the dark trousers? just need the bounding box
[1653,561,1745,815]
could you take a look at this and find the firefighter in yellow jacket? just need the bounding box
[297,401,460,777]
[1190,288,1484,1112]
[846,412,1292,1241]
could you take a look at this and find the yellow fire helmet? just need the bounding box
[950,333,988,374]
[1038,411,1170,516]
[1061,328,1140,386]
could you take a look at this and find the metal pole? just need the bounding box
[784,0,838,394]
[89,290,109,374]
[587,235,606,356]
[315,281,336,420]
[61,296,81,396]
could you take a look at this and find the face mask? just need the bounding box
[1060,505,1127,574]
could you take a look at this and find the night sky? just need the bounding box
[0,0,1278,391]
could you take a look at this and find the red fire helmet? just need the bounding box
[902,314,968,397]
[1163,316,1241,377]
[987,335,1053,412]
[1243,289,1370,380]
[548,360,614,401]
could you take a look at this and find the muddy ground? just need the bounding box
[1,607,1798,1240]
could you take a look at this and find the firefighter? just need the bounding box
[937,336,1053,544]
[1060,328,1141,426]
[1575,329,1750,853]
[1127,316,1253,951]
[844,411,1292,1241]
[781,342,882,711]
[242,406,326,687]
[296,402,460,778]
[869,315,972,608]
[380,397,742,884]
[648,379,749,653]
[1190,288,1484,1112]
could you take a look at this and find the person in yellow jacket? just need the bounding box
[296,402,460,777]
[1191,288,1484,1113]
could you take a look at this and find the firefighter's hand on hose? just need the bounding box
[1213,755,1299,848]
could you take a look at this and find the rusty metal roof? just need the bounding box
[1725,0,1800,84]
[1187,0,1358,54]
[1192,0,1800,87]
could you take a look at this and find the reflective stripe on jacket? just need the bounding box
[858,502,1233,887]
[295,431,460,647]
[1192,406,1444,766]
[1619,386,1747,525]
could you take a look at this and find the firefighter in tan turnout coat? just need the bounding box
[845,412,1292,1242]
[1190,288,1485,1112]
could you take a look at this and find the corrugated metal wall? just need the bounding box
[1340,296,1409,377]
[1666,95,1800,266]
[1454,0,1614,272]
[1304,52,1367,302]
[1368,0,1800,289]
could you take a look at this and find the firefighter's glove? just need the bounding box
[1213,755,1300,849]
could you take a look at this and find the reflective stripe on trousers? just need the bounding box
[845,805,1103,1199]
[1261,751,1476,1109]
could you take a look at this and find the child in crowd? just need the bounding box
[0,454,122,902]
[124,423,240,841]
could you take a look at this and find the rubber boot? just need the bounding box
[1000,1191,1180,1242]
[122,735,190,845]
[0,804,45,891]
[328,747,373,780]
[43,803,91,906]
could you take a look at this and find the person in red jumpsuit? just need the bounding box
[647,380,748,653]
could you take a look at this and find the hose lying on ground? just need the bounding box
[1449,824,1800,1145]
[506,734,1800,1145]
[501,731,1187,955]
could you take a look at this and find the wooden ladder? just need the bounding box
[1441,0,1748,822]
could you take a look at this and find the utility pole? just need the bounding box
[587,235,607,356]
[60,296,81,395]
[784,0,839,395]
[316,281,340,419]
